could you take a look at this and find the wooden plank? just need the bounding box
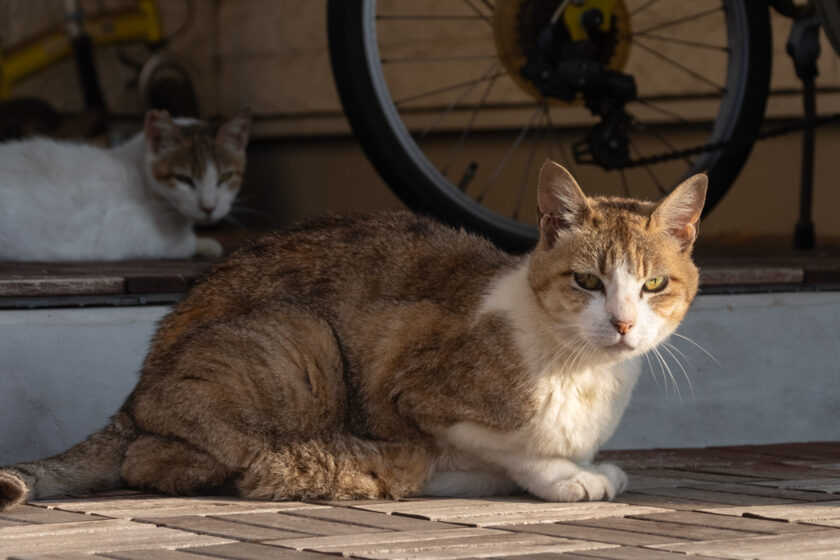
[496,521,692,546]
[0,276,125,298]
[565,516,757,542]
[0,519,233,556]
[629,486,802,507]
[698,500,840,522]
[353,499,668,526]
[134,515,310,541]
[627,510,828,534]
[8,553,97,560]
[618,491,737,511]
[625,468,763,483]
[285,507,464,532]
[595,448,770,470]
[699,266,804,286]
[267,527,500,551]
[98,550,203,559]
[35,497,326,519]
[270,528,616,559]
[209,512,388,537]
[673,463,840,480]
[747,478,840,494]
[178,542,333,559]
[650,528,840,558]
[0,505,101,525]
[568,547,705,559]
[680,482,840,502]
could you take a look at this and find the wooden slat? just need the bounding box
[698,500,840,522]
[353,500,668,526]
[0,519,232,557]
[268,527,616,559]
[0,276,125,297]
[650,528,840,558]
[496,521,693,546]
[177,541,334,559]
[96,549,205,559]
[0,505,100,525]
[680,481,840,502]
[135,515,311,541]
[36,497,326,519]
[629,486,815,506]
[209,512,388,537]
[564,516,757,542]
[284,507,463,532]
[747,478,840,494]
[571,547,703,559]
[627,510,828,534]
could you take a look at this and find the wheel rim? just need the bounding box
[358,0,755,244]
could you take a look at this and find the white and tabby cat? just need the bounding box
[0,161,706,508]
[0,109,250,261]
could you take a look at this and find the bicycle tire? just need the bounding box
[329,0,771,252]
[816,0,840,57]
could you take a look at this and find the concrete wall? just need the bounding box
[1,292,839,465]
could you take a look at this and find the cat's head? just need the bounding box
[529,160,706,363]
[142,109,251,224]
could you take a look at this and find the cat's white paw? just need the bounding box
[195,236,223,258]
[545,463,627,502]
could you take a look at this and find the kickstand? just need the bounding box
[786,9,821,250]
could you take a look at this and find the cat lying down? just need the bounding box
[0,160,706,508]
[0,109,250,261]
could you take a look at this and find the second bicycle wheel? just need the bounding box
[329,0,771,252]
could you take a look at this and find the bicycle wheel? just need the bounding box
[329,0,771,252]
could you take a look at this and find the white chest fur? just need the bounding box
[443,358,640,466]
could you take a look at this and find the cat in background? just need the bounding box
[0,109,251,261]
[0,161,706,509]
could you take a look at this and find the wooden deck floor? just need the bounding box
[1,443,840,559]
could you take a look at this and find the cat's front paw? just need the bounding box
[546,463,627,502]
[195,236,223,258]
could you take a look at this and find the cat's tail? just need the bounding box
[0,411,135,511]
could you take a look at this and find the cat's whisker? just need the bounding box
[643,353,661,388]
[222,214,247,230]
[661,343,694,398]
[670,332,718,363]
[654,346,683,404]
[663,340,694,366]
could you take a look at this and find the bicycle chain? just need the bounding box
[618,111,840,169]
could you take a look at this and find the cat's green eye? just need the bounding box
[643,276,668,293]
[217,172,233,185]
[574,273,603,291]
[173,174,195,188]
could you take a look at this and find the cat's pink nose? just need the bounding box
[200,204,215,216]
[610,318,634,335]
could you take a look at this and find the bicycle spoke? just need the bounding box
[513,110,542,220]
[478,0,495,12]
[441,67,502,177]
[630,0,661,17]
[629,137,668,195]
[393,70,507,107]
[632,6,721,35]
[381,54,499,64]
[631,32,729,52]
[417,62,499,142]
[632,98,713,131]
[477,106,542,204]
[543,105,573,166]
[631,38,725,93]
[640,123,694,168]
[461,0,494,27]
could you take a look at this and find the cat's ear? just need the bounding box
[536,160,589,244]
[216,108,251,154]
[144,110,184,155]
[651,173,707,251]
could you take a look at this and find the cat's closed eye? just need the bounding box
[173,174,195,188]
[217,171,233,185]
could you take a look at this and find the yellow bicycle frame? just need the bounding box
[0,0,163,99]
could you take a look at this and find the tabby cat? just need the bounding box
[0,161,706,508]
[0,109,250,261]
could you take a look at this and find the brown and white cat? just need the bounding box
[0,161,706,508]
